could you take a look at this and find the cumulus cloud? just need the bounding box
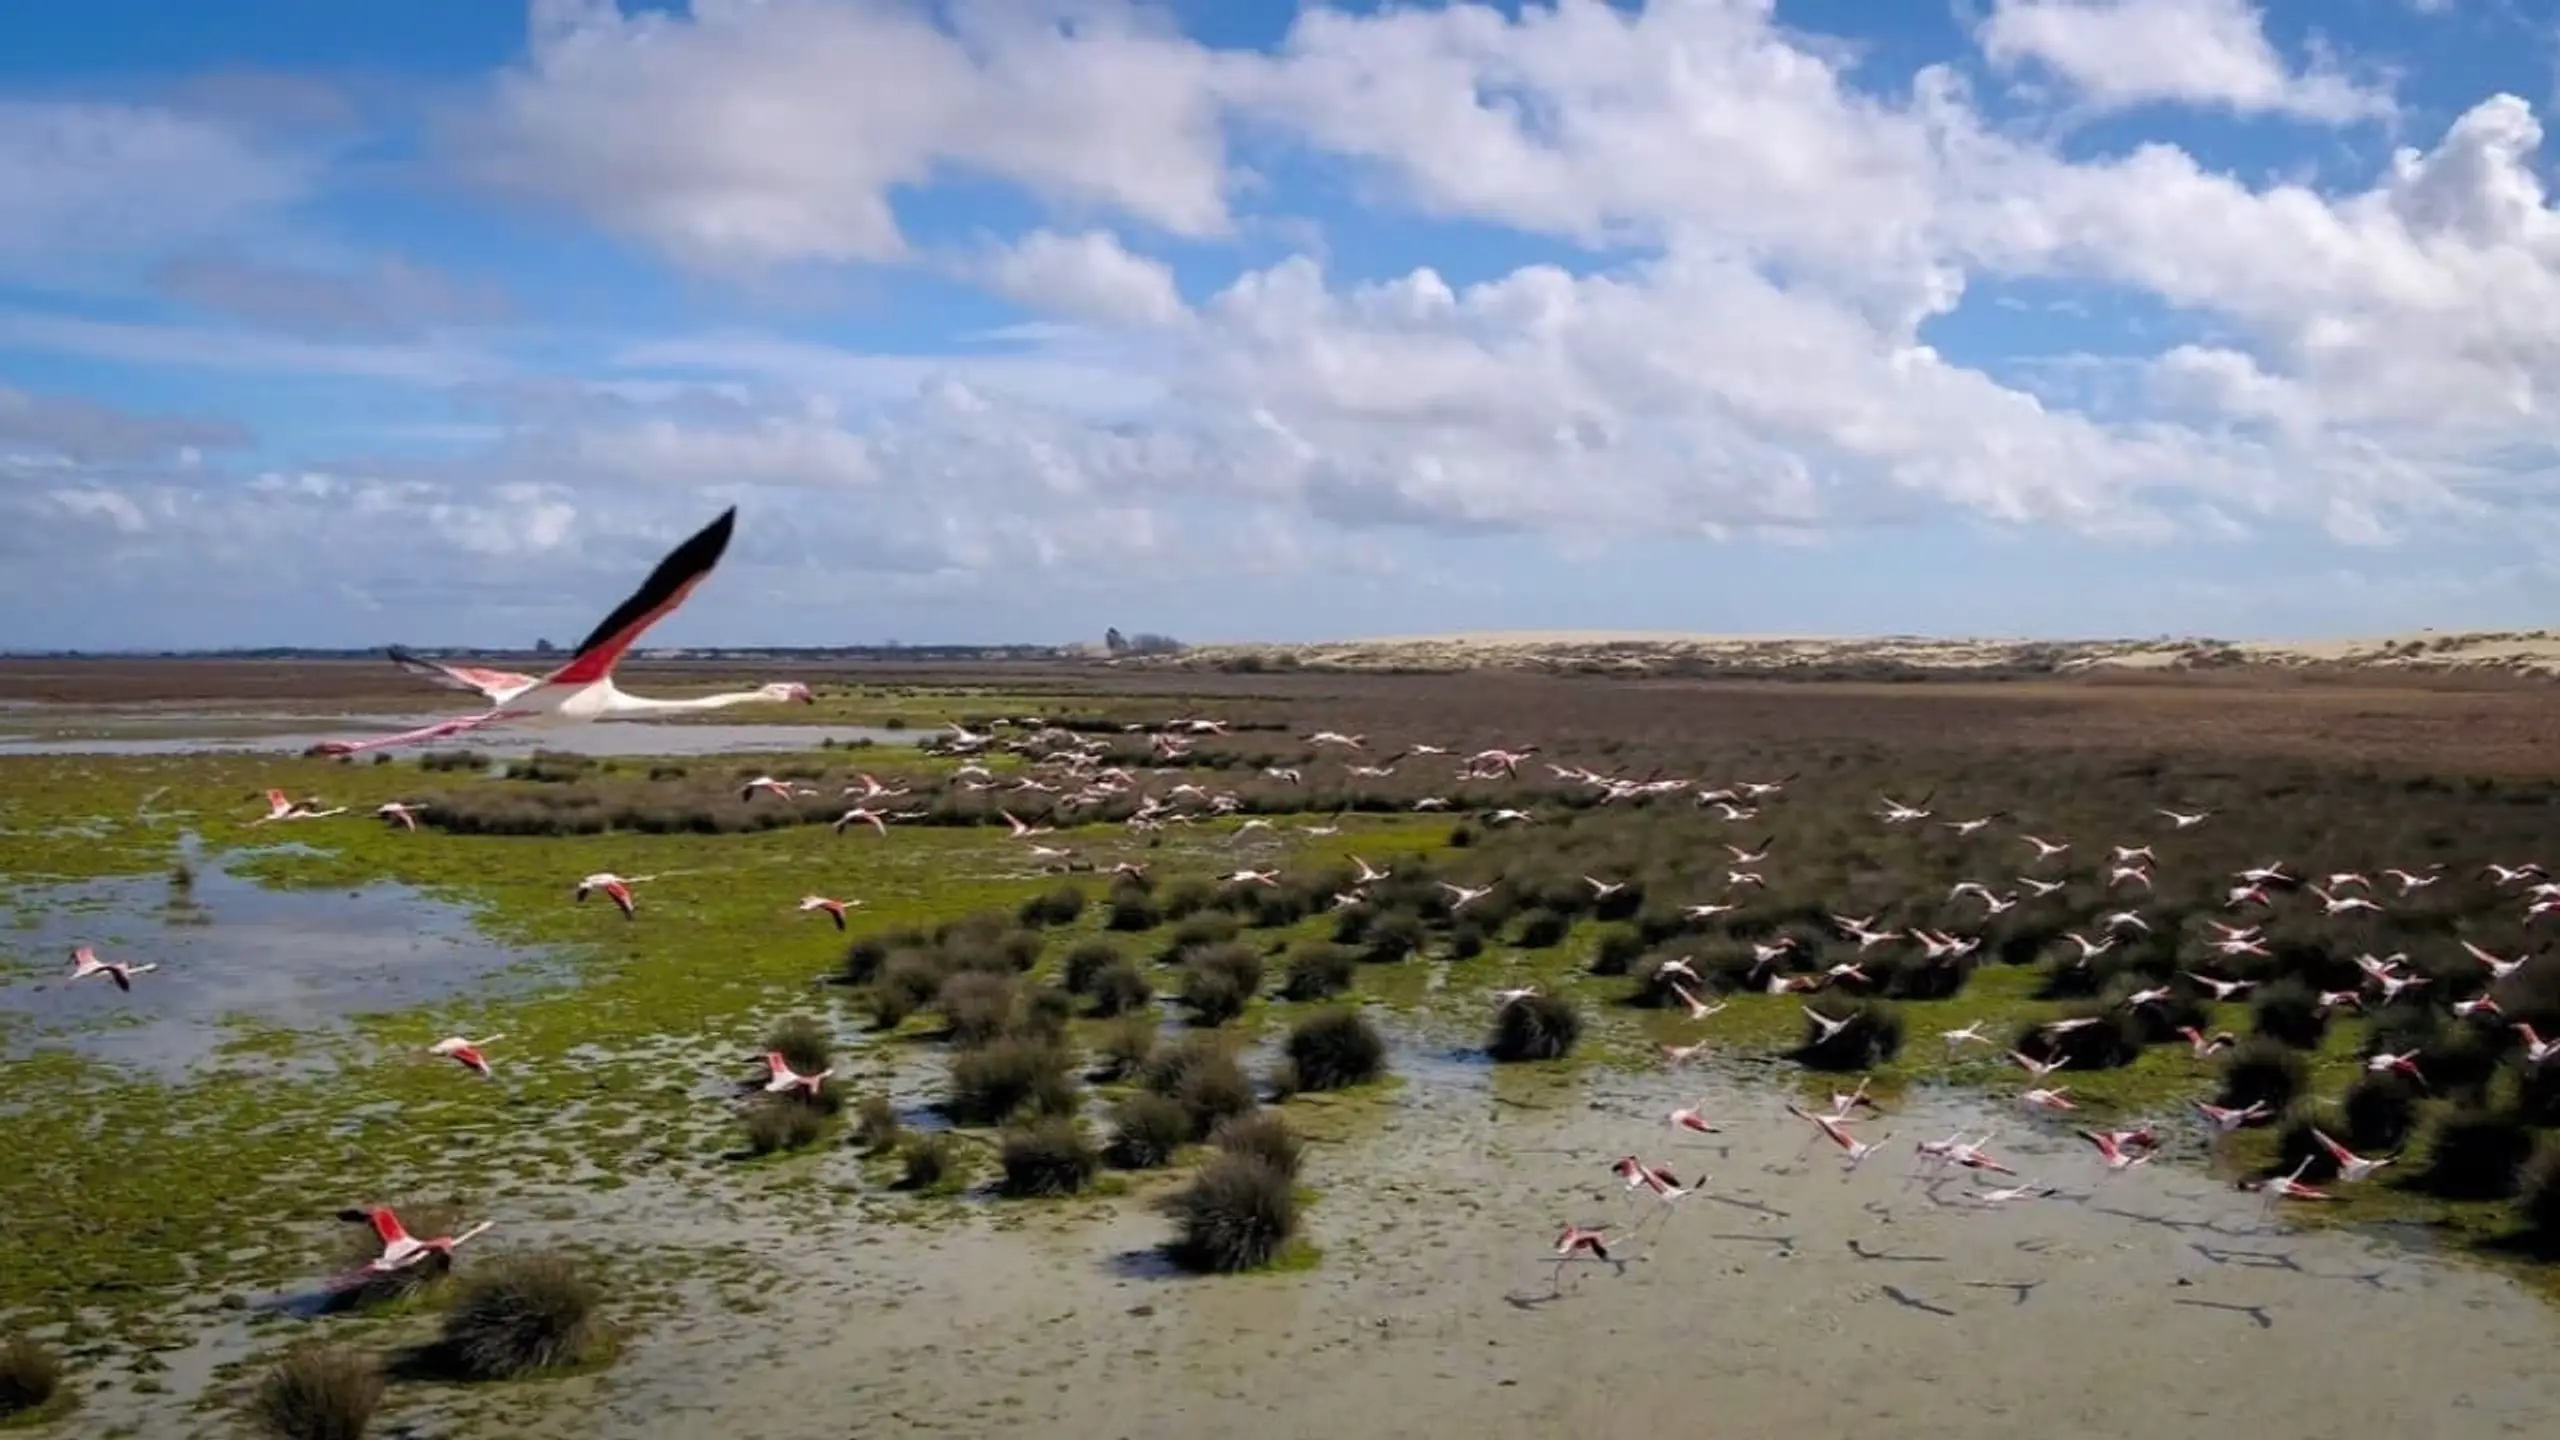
[10,0,2560,642]
[1972,0,2394,123]
[455,0,1236,269]
[0,98,321,286]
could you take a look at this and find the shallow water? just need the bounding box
[556,1060,2560,1440]
[0,838,550,1075]
[0,715,916,757]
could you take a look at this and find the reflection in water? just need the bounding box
[0,836,553,1075]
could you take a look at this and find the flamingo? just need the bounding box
[741,775,815,802]
[2513,1024,2560,1066]
[2020,1087,2075,1112]
[2192,1098,2272,1134]
[798,895,858,931]
[2463,941,2532,982]
[1666,1098,1721,1135]
[427,1034,502,1077]
[2008,1050,2068,1081]
[67,945,157,992]
[250,788,344,824]
[1802,1007,1855,1045]
[749,1051,832,1099]
[1940,1021,1996,1059]
[1787,1105,1893,1171]
[332,1206,493,1285]
[2021,834,2070,861]
[2365,1049,2428,1085]
[376,801,424,830]
[2309,1128,2394,1182]
[2243,1156,2337,1215]
[832,806,890,837]
[2079,1128,2155,1177]
[1548,1223,1615,1288]
[1667,980,1725,1021]
[317,509,814,755]
[2157,807,2212,829]
[1439,882,1493,911]
[573,872,652,919]
[2177,1026,2238,1059]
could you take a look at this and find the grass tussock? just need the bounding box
[1210,1110,1305,1180]
[1163,1154,1300,1274]
[432,1252,607,1382]
[2414,1108,2535,1201]
[998,1117,1102,1197]
[249,1343,382,1440]
[897,1133,964,1193]
[740,1098,827,1156]
[1106,1091,1194,1170]
[1487,991,1582,1062]
[0,1333,65,1423]
[1281,1008,1389,1093]
[1139,1036,1259,1139]
[945,1036,1079,1127]
[852,1094,903,1155]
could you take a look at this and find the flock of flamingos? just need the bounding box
[52,506,2560,1301]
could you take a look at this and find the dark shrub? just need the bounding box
[1160,912,1241,964]
[1018,884,1086,928]
[852,1094,903,1155]
[839,930,919,987]
[1087,961,1154,1018]
[2215,1038,2307,1113]
[1445,920,1488,960]
[945,1038,1076,1126]
[1488,993,1582,1063]
[1164,1154,1300,1274]
[1187,941,1263,999]
[870,950,947,1029]
[740,1098,826,1155]
[1106,1092,1193,1169]
[897,1134,961,1192]
[0,1333,63,1420]
[1159,878,1221,921]
[1791,1000,1904,1072]
[1180,966,1250,1027]
[1361,909,1425,964]
[936,971,1018,1048]
[2342,1074,2420,1153]
[2415,1108,2534,1201]
[1589,928,1646,977]
[2250,981,2328,1050]
[1017,983,1074,1042]
[1092,1013,1157,1081]
[998,1118,1101,1197]
[436,1252,605,1381]
[250,1342,382,1440]
[765,1015,834,1075]
[2520,1143,2560,1246]
[1107,893,1164,932]
[1283,1008,1388,1093]
[1211,1110,1305,1180]
[1062,939,1123,996]
[2007,1008,2143,1071]
[1515,908,1573,949]
[1140,1038,1258,1139]
[1280,943,1357,1002]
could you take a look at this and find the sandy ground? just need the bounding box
[559,1064,2559,1440]
[1167,628,2560,680]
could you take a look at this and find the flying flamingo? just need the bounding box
[1547,1223,1616,1290]
[376,801,425,830]
[332,1205,494,1286]
[2192,1098,2273,1134]
[1787,1104,1893,1172]
[749,1051,833,1099]
[2514,1023,2560,1067]
[1666,1098,1721,1135]
[798,895,859,931]
[573,872,653,919]
[250,788,344,824]
[317,509,813,755]
[2308,1128,2394,1182]
[2243,1156,2337,1216]
[426,1034,503,1078]
[2079,1128,2155,1178]
[67,945,157,992]
[2020,1087,2075,1112]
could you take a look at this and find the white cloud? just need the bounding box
[0,99,320,286]
[1972,0,2394,122]
[974,229,1189,328]
[457,0,1235,270]
[15,0,2560,642]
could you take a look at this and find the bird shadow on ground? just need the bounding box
[2173,1297,2275,1329]
[2188,1241,2303,1273]
[1878,1284,1956,1317]
[1846,1237,1946,1263]
[1962,1279,2043,1305]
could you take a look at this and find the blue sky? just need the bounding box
[4,0,2559,650]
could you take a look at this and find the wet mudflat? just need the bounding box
[567,1065,2560,1440]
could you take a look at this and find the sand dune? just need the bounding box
[1151,629,2560,679]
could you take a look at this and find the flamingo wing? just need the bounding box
[312,708,517,757]
[387,646,538,702]
[537,507,738,689]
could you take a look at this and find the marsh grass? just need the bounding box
[1280,942,1358,1002]
[249,1342,382,1440]
[1488,992,1582,1062]
[897,1134,964,1193]
[428,1252,606,1382]
[998,1117,1101,1197]
[1210,1111,1305,1180]
[2414,1108,2535,1201]
[0,1334,64,1423]
[1163,1154,1300,1274]
[1090,1013,1160,1081]
[852,1094,903,1155]
[740,1098,827,1156]
[1087,962,1155,1017]
[1281,1008,1388,1093]
[945,1037,1079,1127]
[1107,1092,1193,1170]
[1140,1037,1258,1139]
